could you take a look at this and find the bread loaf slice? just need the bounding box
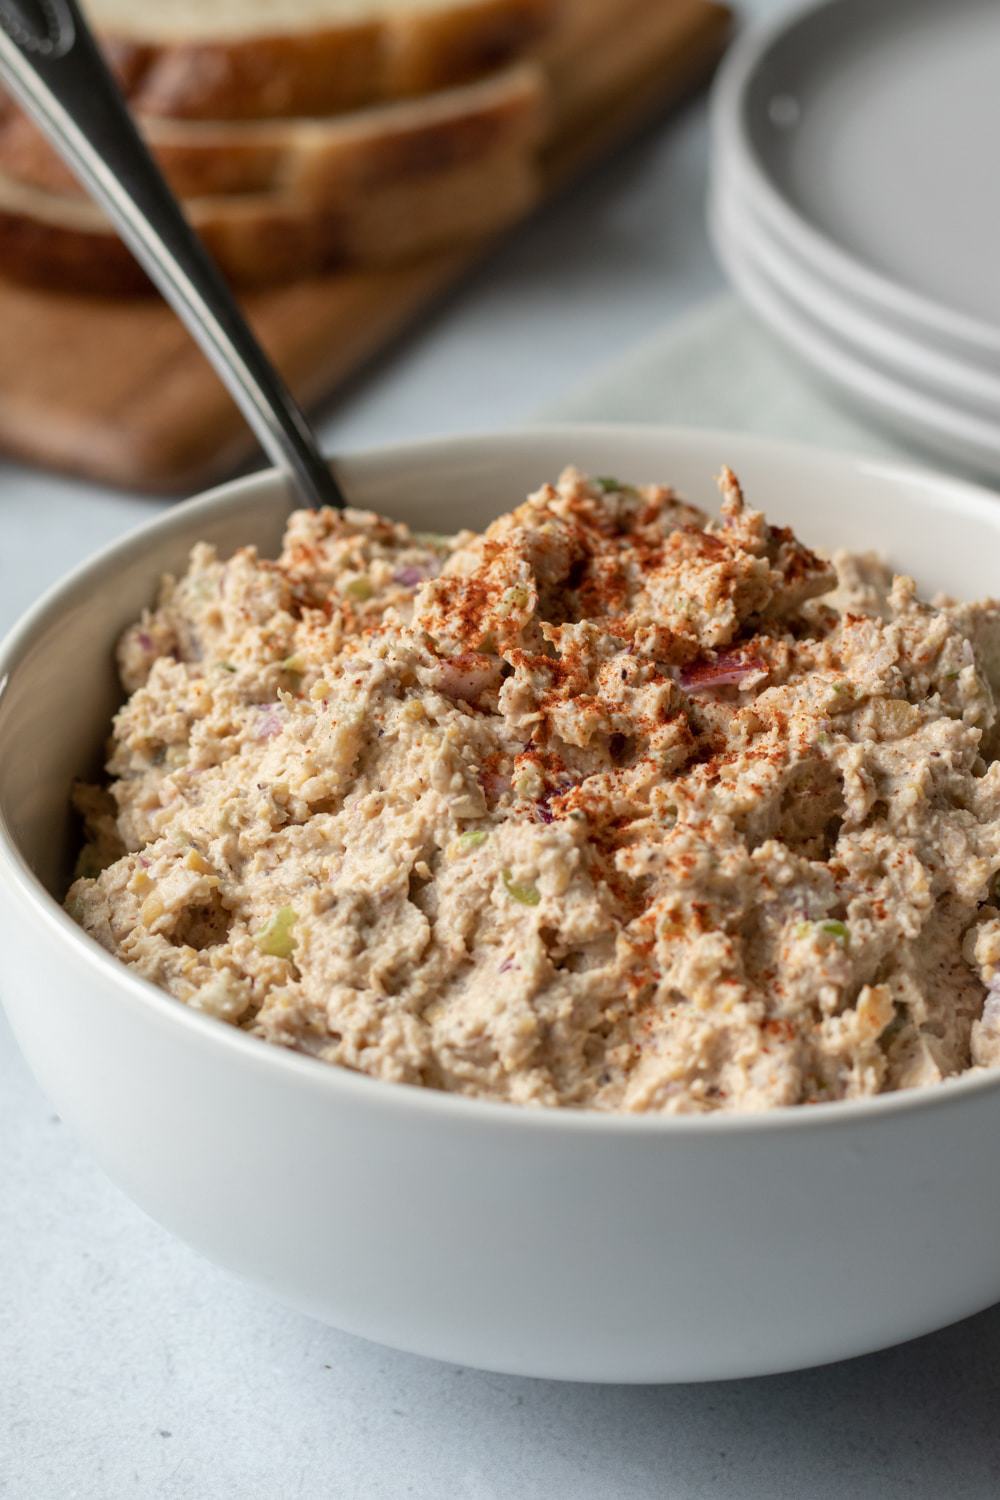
[0,138,539,293]
[0,63,544,203]
[85,0,555,119]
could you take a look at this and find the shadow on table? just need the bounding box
[448,1303,1000,1498]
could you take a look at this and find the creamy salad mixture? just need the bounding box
[67,468,1000,1112]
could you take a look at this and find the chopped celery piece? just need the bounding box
[256,906,297,959]
[819,920,849,945]
[503,870,540,907]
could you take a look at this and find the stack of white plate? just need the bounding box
[708,0,1000,480]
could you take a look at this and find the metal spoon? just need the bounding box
[0,0,346,509]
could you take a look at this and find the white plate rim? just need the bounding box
[714,167,1000,414]
[711,0,1000,358]
[709,192,1000,472]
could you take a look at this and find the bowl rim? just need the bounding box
[4,420,1000,1139]
[710,0,1000,357]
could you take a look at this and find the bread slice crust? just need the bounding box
[0,63,545,202]
[92,0,555,120]
[0,140,540,293]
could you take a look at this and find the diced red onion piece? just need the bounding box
[255,706,284,740]
[680,653,767,693]
[393,566,425,588]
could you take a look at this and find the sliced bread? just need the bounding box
[0,63,545,202]
[85,0,556,119]
[0,139,539,293]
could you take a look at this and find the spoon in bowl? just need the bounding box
[0,0,346,509]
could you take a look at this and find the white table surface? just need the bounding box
[6,3,1000,1495]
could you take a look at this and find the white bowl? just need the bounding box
[4,426,1000,1384]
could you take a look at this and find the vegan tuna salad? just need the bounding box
[67,468,1000,1113]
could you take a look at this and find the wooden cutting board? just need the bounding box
[0,0,731,494]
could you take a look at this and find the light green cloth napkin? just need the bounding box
[540,293,907,461]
